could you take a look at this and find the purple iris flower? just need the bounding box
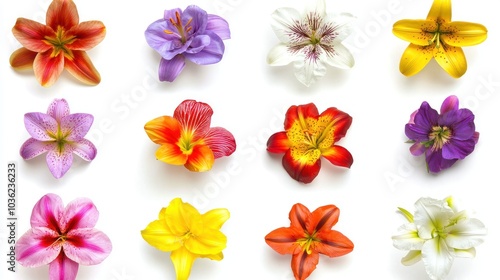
[405,95,479,173]
[145,5,230,82]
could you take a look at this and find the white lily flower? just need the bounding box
[267,0,355,87]
[392,197,487,280]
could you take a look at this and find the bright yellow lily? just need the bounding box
[393,0,487,78]
[141,198,229,280]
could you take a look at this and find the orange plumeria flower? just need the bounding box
[265,203,354,280]
[267,103,353,183]
[10,0,106,87]
[144,100,236,172]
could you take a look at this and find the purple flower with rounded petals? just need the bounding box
[16,193,112,280]
[145,5,230,82]
[405,95,479,173]
[20,98,97,179]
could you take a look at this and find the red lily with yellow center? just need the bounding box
[10,0,106,87]
[265,203,354,280]
[267,103,353,183]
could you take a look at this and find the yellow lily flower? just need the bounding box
[141,198,229,280]
[393,0,487,78]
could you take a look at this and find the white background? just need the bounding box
[1,0,499,279]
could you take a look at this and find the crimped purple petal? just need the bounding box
[184,31,224,65]
[49,252,79,280]
[159,55,185,82]
[204,127,236,159]
[426,150,457,173]
[15,227,61,267]
[61,197,99,231]
[46,149,74,179]
[72,139,97,161]
[20,138,54,160]
[439,109,475,140]
[24,112,58,141]
[405,102,438,141]
[30,193,64,230]
[442,139,476,160]
[440,95,459,114]
[64,228,112,265]
[183,5,208,34]
[206,14,230,40]
[47,99,70,123]
[410,142,426,156]
[473,131,479,144]
[185,34,210,54]
[60,113,94,141]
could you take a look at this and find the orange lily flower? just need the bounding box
[144,100,236,172]
[10,0,106,87]
[265,203,354,280]
[267,103,353,183]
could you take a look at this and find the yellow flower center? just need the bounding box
[47,125,70,155]
[178,132,201,155]
[44,26,76,57]
[164,11,193,44]
[427,125,451,150]
[297,232,319,255]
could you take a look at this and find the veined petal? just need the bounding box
[322,145,353,168]
[401,250,422,266]
[144,116,182,145]
[318,107,352,143]
[171,246,198,280]
[308,205,339,233]
[284,104,319,131]
[34,50,64,87]
[206,14,230,40]
[291,250,319,280]
[442,139,475,160]
[72,139,97,161]
[421,237,454,280]
[16,227,61,267]
[174,100,213,140]
[441,22,487,47]
[64,50,101,85]
[440,109,475,140]
[270,7,302,43]
[426,149,457,173]
[433,44,466,78]
[163,198,202,236]
[30,194,63,230]
[141,219,181,252]
[64,228,112,265]
[61,113,94,141]
[183,5,209,34]
[322,43,354,69]
[440,95,459,115]
[49,251,79,280]
[267,44,296,66]
[289,203,311,231]
[267,132,291,154]
[184,31,225,65]
[294,55,327,87]
[265,227,304,255]
[9,47,37,69]
[46,0,79,30]
[20,139,54,160]
[184,144,215,172]
[282,148,321,184]
[155,143,188,165]
[202,208,230,230]
[405,102,439,141]
[24,112,58,141]
[145,18,184,60]
[427,0,451,22]
[392,223,425,250]
[60,197,98,231]
[314,230,354,257]
[159,55,186,82]
[184,228,227,255]
[203,127,236,159]
[12,18,54,52]
[393,20,436,46]
[46,149,74,179]
[47,99,70,123]
[65,21,106,50]
[399,44,434,77]
[445,218,486,249]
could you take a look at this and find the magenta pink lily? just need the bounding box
[20,98,97,178]
[16,193,112,280]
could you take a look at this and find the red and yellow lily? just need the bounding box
[10,0,106,87]
[144,100,236,172]
[267,103,353,183]
[265,203,354,280]
[393,0,487,78]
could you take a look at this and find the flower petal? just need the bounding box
[184,31,225,65]
[61,197,99,231]
[440,109,475,140]
[267,132,291,154]
[60,113,94,141]
[182,5,208,34]
[427,0,451,22]
[265,227,303,255]
[141,219,181,252]
[46,0,79,30]
[294,55,327,87]
[445,218,487,249]
[173,100,213,139]
[15,227,61,267]
[171,246,198,280]
[46,149,74,179]
[20,139,54,160]
[392,223,425,250]
[405,102,439,142]
[9,47,37,69]
[270,7,302,43]
[441,22,487,47]
[184,228,227,255]
[425,150,457,173]
[282,148,321,184]
[64,228,112,265]
[155,143,188,165]
[206,14,230,40]
[314,229,354,257]
[401,250,422,266]
[440,95,459,115]
[49,252,79,280]
[65,21,106,51]
[72,139,97,161]
[12,18,54,52]
[409,142,426,156]
[291,250,319,280]
[163,198,202,236]
[33,50,64,87]
[322,145,353,168]
[47,99,70,123]
[453,248,476,258]
[202,208,230,230]
[399,44,434,77]
[322,43,354,69]
[318,107,352,143]
[421,237,454,280]
[267,44,295,66]
[64,50,101,85]
[184,144,215,172]
[145,17,184,60]
[30,194,64,230]
[392,20,436,46]
[24,112,58,141]
[289,203,311,231]
[433,44,466,78]
[144,116,182,145]
[442,139,475,160]
[284,104,319,131]
[414,197,453,240]
[159,55,186,82]
[308,204,339,233]
[203,127,236,159]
